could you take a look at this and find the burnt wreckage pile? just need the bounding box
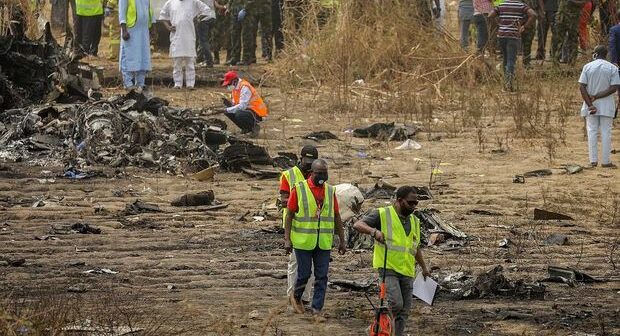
[0,91,290,174]
[0,3,94,110]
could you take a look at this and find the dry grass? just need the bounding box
[270,0,500,117]
[0,0,38,38]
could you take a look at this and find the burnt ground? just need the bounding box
[1,54,620,335]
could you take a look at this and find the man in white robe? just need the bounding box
[159,0,215,89]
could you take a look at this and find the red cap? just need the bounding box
[221,71,238,86]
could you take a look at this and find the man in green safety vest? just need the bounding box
[353,185,431,336]
[75,0,105,56]
[284,158,346,321]
[279,145,319,307]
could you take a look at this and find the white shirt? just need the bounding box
[578,58,620,118]
[159,0,215,58]
[226,80,252,113]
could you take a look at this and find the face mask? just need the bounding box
[313,172,328,186]
[227,85,235,91]
[400,199,416,216]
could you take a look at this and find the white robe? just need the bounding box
[158,0,215,58]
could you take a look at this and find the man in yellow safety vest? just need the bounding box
[284,159,346,322]
[75,0,105,56]
[279,145,319,307]
[353,185,431,336]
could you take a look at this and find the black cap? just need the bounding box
[300,145,318,162]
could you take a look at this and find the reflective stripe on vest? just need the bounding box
[290,181,335,250]
[281,166,305,227]
[231,79,268,117]
[372,206,421,278]
[76,0,103,16]
[126,0,153,28]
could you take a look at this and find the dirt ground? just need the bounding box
[1,12,620,336]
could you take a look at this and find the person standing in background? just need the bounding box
[536,0,558,60]
[75,0,104,56]
[521,0,544,66]
[119,0,153,92]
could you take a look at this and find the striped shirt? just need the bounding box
[494,0,530,39]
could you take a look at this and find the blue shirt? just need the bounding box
[609,24,620,64]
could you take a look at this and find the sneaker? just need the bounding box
[590,162,598,167]
[289,294,304,314]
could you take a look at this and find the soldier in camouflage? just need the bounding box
[226,0,246,65]
[521,0,543,66]
[551,0,587,64]
[211,0,231,64]
[243,0,272,64]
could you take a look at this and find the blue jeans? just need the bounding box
[294,248,331,312]
[460,14,488,52]
[499,37,519,90]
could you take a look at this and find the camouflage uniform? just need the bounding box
[106,0,120,61]
[243,0,272,63]
[227,0,246,65]
[414,0,433,22]
[211,1,231,64]
[551,0,584,64]
[521,0,539,66]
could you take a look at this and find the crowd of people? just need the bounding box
[68,0,337,91]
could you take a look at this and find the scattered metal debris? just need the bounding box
[543,233,569,246]
[49,222,101,235]
[439,266,545,300]
[560,164,583,174]
[83,268,118,275]
[523,169,552,177]
[123,200,163,215]
[353,122,419,141]
[170,191,215,206]
[542,266,602,286]
[303,131,339,141]
[329,278,376,291]
[534,208,573,221]
[512,175,525,183]
[467,209,503,216]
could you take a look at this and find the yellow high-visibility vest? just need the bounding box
[281,166,305,227]
[126,0,153,28]
[372,206,421,278]
[76,0,104,16]
[291,180,335,251]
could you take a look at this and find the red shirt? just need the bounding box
[279,168,310,193]
[287,178,340,215]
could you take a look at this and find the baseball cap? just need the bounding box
[221,71,238,86]
[300,145,318,163]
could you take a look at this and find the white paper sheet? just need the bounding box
[412,272,438,305]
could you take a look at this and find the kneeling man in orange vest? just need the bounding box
[218,71,268,137]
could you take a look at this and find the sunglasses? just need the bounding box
[402,199,418,207]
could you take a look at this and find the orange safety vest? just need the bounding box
[232,79,268,117]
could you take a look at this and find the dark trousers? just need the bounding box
[272,0,284,52]
[382,271,414,336]
[196,19,214,65]
[76,14,103,56]
[499,37,519,90]
[536,10,557,59]
[294,248,331,312]
[224,109,261,133]
[229,15,243,63]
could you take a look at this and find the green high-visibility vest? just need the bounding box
[76,0,103,16]
[126,0,153,28]
[281,166,305,228]
[372,206,421,278]
[291,180,335,251]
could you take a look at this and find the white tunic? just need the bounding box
[159,0,215,58]
[578,58,620,118]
